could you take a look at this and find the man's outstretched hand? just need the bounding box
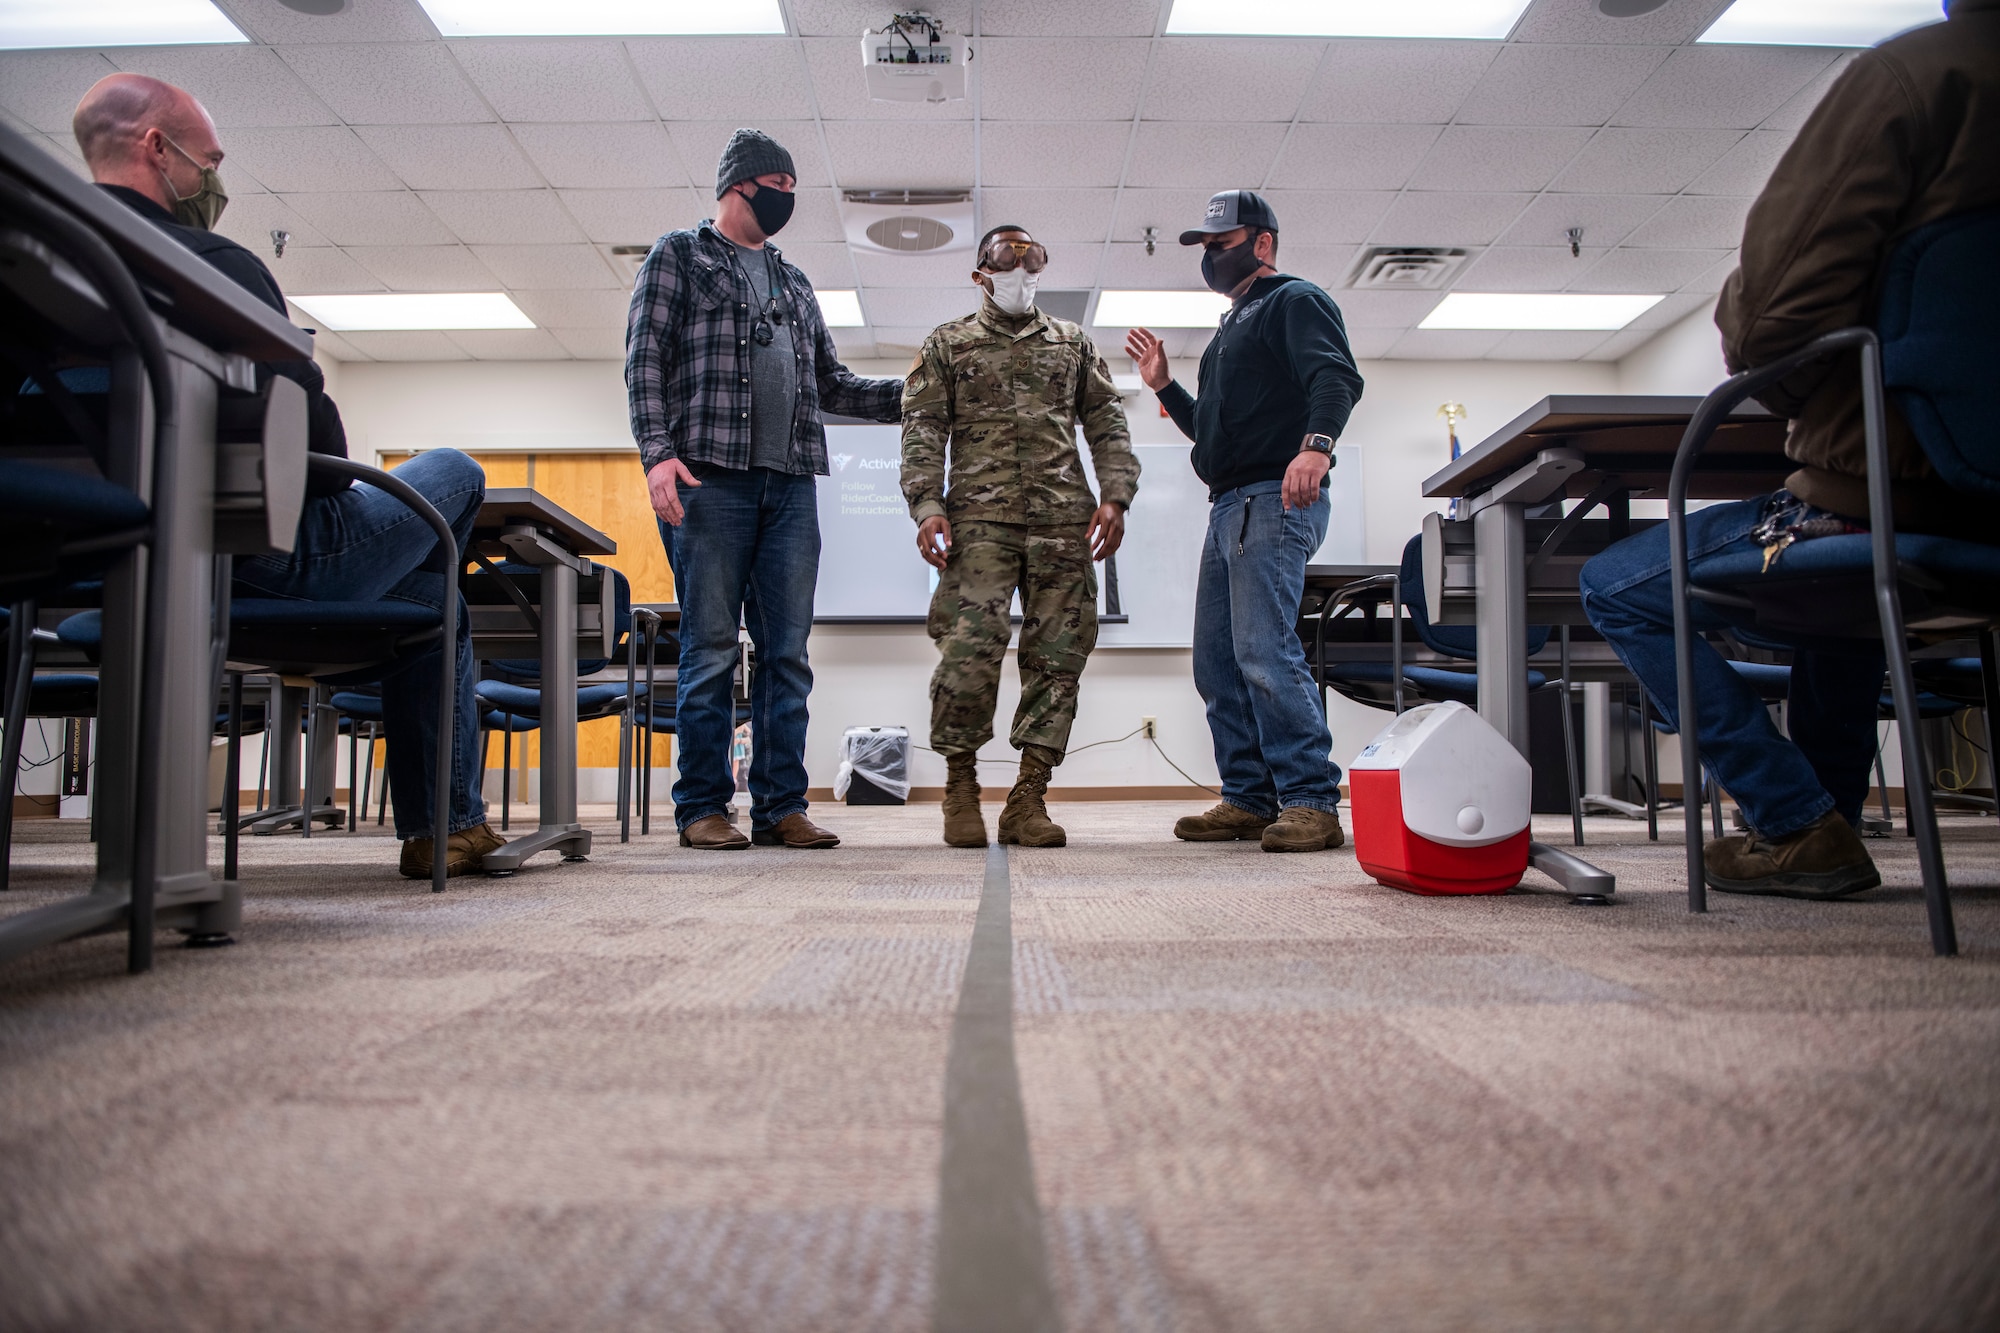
[917,514,953,570]
[1123,328,1169,391]
[647,458,700,526]
[1088,502,1125,561]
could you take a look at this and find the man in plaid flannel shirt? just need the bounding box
[626,128,902,851]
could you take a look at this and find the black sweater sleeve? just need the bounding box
[1276,285,1363,441]
[1157,379,1198,442]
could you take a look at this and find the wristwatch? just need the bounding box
[1299,433,1335,456]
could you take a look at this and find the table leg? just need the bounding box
[481,557,590,872]
[1473,500,1530,756]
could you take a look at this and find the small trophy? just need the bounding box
[1438,402,1468,519]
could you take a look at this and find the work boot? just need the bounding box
[398,822,506,879]
[1260,805,1346,852]
[1706,810,1881,898]
[941,751,988,848]
[679,813,750,849]
[997,744,1066,848]
[1173,801,1274,842]
[751,811,842,848]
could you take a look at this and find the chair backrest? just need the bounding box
[1878,207,2000,498]
[487,560,633,682]
[1397,534,1549,661]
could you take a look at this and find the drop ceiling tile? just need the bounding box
[419,189,586,245]
[269,247,387,295]
[336,331,470,361]
[1626,290,1717,330]
[1275,245,1364,290]
[1512,0,1733,45]
[1096,242,1205,288]
[355,124,542,191]
[1126,122,1286,190]
[469,244,623,290]
[1109,188,1230,244]
[850,252,983,288]
[550,326,629,360]
[279,43,493,125]
[627,38,812,120]
[1548,128,1741,195]
[347,245,500,291]
[0,51,119,132]
[1033,248,1103,290]
[109,46,337,128]
[1678,252,1739,296]
[307,329,365,362]
[1583,326,1657,362]
[1571,247,1729,293]
[284,191,455,247]
[980,40,1150,121]
[868,327,938,355]
[1758,54,1857,132]
[1331,289,1446,328]
[1140,39,1324,123]
[980,122,1129,187]
[512,123,689,191]
[669,122,831,191]
[446,328,572,360]
[801,37,973,121]
[1454,246,1603,293]
[223,126,402,194]
[1345,328,1403,360]
[1454,44,1667,127]
[1388,329,1506,360]
[859,287,975,329]
[823,120,974,190]
[1612,47,1836,131]
[1623,195,1750,251]
[556,188,706,245]
[1685,129,1795,197]
[1496,193,1668,248]
[979,189,1118,243]
[215,194,332,255]
[1269,124,1443,192]
[1298,40,1496,125]
[1486,330,1615,361]
[1408,126,1594,194]
[828,327,882,359]
[981,0,1160,35]
[788,0,972,38]
[451,41,654,123]
[1258,191,1399,246]
[1371,193,1533,247]
[766,241,854,289]
[226,0,440,44]
[775,188,848,244]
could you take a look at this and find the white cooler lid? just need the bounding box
[1350,701,1530,847]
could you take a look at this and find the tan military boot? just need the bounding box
[1261,805,1346,852]
[997,744,1066,848]
[1173,802,1274,842]
[941,751,988,848]
[1706,810,1880,898]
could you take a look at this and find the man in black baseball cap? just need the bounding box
[1127,188,1364,853]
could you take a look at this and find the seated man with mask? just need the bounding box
[71,73,500,878]
[900,226,1139,848]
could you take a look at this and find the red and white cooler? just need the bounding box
[1348,701,1531,895]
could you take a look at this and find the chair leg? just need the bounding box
[501,717,512,833]
[1708,774,1725,841]
[359,729,375,827]
[301,691,318,840]
[224,673,243,883]
[1,598,38,891]
[1559,626,1583,847]
[1640,689,1659,843]
[1981,628,2000,824]
[347,723,358,832]
[377,752,390,827]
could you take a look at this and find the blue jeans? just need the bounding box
[664,465,819,833]
[234,449,489,840]
[1193,481,1341,817]
[1579,494,1885,838]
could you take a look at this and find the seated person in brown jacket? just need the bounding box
[1579,0,1998,898]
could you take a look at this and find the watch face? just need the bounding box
[1302,434,1333,453]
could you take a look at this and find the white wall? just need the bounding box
[1616,299,1727,396]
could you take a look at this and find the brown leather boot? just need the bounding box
[679,813,750,849]
[941,751,988,848]
[751,811,841,848]
[1707,810,1880,898]
[398,822,506,878]
[997,744,1065,848]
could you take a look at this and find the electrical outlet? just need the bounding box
[1142,716,1156,739]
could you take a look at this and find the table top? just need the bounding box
[1305,563,1396,586]
[474,488,617,557]
[1422,394,1791,501]
[0,124,313,364]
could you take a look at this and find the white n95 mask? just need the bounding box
[983,267,1038,316]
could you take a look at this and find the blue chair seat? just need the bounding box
[0,459,148,533]
[60,602,443,676]
[25,673,98,718]
[1325,661,1548,703]
[1694,532,2000,639]
[476,679,641,721]
[481,709,542,732]
[1913,657,1986,705]
[329,690,384,722]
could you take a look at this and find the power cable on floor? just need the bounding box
[914,722,1220,796]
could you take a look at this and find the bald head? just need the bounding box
[73,73,222,212]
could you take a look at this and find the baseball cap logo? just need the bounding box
[1206,197,1227,219]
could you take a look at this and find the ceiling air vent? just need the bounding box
[1347,247,1469,290]
[865,214,955,252]
[843,188,975,256]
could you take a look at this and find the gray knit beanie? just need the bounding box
[715,128,796,199]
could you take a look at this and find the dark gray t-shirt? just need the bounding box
[733,241,799,474]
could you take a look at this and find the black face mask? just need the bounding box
[1201,235,1264,296]
[740,183,795,237]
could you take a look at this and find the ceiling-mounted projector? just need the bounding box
[862,12,969,103]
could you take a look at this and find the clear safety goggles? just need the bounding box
[979,238,1048,274]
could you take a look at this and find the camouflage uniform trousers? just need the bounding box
[927,520,1099,761]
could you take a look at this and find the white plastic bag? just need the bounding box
[833,725,911,800]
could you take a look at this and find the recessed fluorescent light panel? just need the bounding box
[417,0,783,36]
[1166,0,1535,39]
[1093,290,1233,328]
[1698,0,1943,47]
[817,290,865,327]
[0,0,245,49]
[289,293,535,332]
[1419,293,1664,331]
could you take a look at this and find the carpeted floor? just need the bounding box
[2,803,1997,1331]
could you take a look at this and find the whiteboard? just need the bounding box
[1103,443,1365,648]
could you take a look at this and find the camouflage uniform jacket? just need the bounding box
[900,302,1139,526]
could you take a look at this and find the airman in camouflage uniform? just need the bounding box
[902,226,1139,848]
